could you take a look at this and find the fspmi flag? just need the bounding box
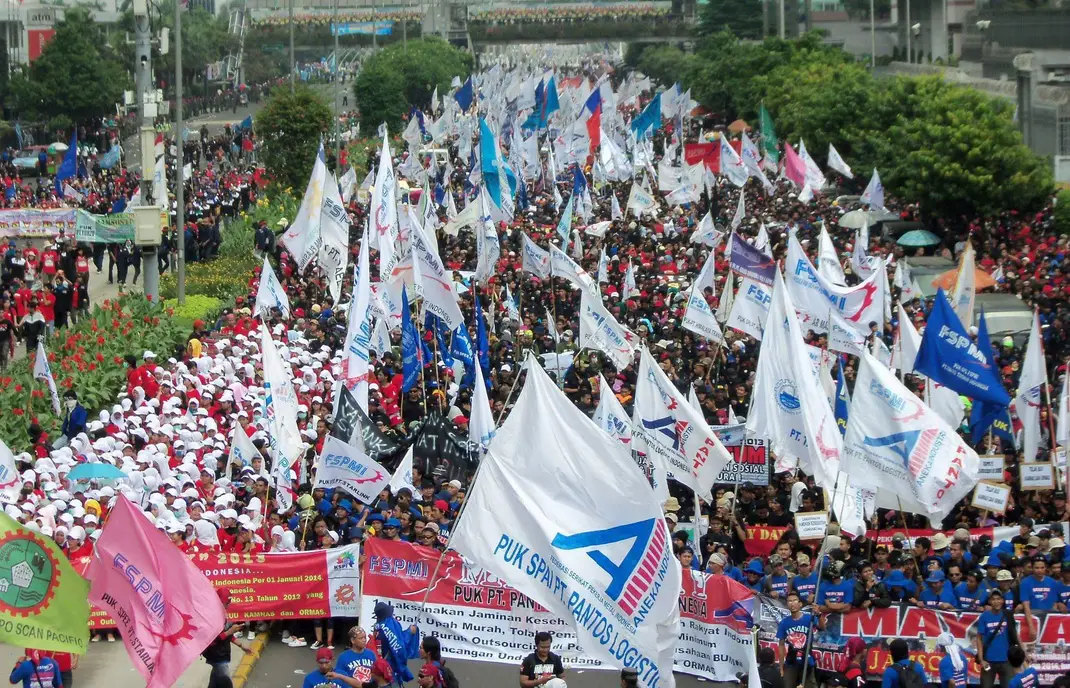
[0,511,90,654]
[315,435,392,504]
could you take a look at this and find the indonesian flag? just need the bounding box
[582,89,602,153]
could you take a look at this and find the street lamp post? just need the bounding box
[333,0,341,167]
[289,0,294,92]
[176,0,186,305]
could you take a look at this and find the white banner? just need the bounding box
[579,290,638,370]
[785,235,885,335]
[314,435,391,504]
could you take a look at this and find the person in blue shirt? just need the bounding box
[955,570,988,611]
[9,654,63,688]
[305,647,348,688]
[743,559,765,593]
[975,589,1016,688]
[1058,559,1070,611]
[1006,645,1039,688]
[883,564,919,604]
[335,627,378,686]
[817,561,854,613]
[791,554,819,604]
[919,570,958,610]
[937,633,969,688]
[981,557,1002,594]
[762,554,792,599]
[881,638,927,688]
[1018,556,1060,613]
[778,591,823,688]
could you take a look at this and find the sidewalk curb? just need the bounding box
[233,631,270,688]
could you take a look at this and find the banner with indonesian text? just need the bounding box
[755,596,1070,685]
[361,539,758,682]
[86,546,361,628]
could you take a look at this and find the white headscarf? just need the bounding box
[193,519,219,547]
[938,632,965,672]
[277,531,297,552]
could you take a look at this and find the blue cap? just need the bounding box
[368,513,384,523]
[745,559,765,575]
[385,518,401,528]
[926,570,945,584]
[336,500,353,513]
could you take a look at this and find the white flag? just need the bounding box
[280,146,327,271]
[747,271,842,489]
[925,379,966,431]
[63,183,85,203]
[228,425,260,469]
[598,247,610,284]
[626,180,657,217]
[716,273,735,325]
[315,435,391,504]
[691,210,723,248]
[593,374,633,447]
[827,143,853,179]
[850,228,879,280]
[545,308,560,344]
[0,440,21,503]
[719,135,747,188]
[410,214,464,331]
[1057,366,1070,449]
[340,166,359,204]
[260,324,305,478]
[860,168,885,209]
[797,139,827,191]
[521,232,551,278]
[951,242,977,328]
[371,137,400,281]
[504,284,520,323]
[843,352,979,521]
[550,244,597,294]
[635,347,731,500]
[33,341,61,415]
[682,252,724,343]
[1016,312,1048,463]
[818,224,846,287]
[253,256,290,319]
[579,289,638,370]
[389,447,417,497]
[470,362,497,450]
[610,192,623,220]
[894,261,919,303]
[318,170,350,304]
[730,190,745,230]
[785,234,885,335]
[891,304,922,375]
[343,228,373,411]
[449,361,681,688]
[623,262,638,299]
[727,277,771,341]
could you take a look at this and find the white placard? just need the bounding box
[977,455,1006,482]
[970,482,1011,514]
[794,511,830,540]
[1019,462,1055,491]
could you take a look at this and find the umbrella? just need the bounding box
[727,119,751,134]
[932,267,998,291]
[838,208,897,229]
[67,463,127,482]
[49,142,69,153]
[897,229,942,248]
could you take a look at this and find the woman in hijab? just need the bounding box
[277,531,297,553]
[937,632,969,688]
[192,519,221,553]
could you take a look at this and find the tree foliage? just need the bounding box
[255,84,333,190]
[696,0,764,39]
[354,37,472,132]
[640,31,1053,217]
[8,7,129,124]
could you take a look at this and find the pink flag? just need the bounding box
[88,495,226,688]
[783,141,807,188]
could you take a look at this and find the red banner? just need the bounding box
[684,143,718,174]
[87,546,362,628]
[742,525,1017,559]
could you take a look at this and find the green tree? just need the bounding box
[354,37,472,132]
[636,46,698,90]
[255,84,332,190]
[7,7,129,124]
[696,0,764,39]
[1055,189,1070,236]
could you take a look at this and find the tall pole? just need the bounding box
[288,0,295,92]
[778,0,785,38]
[333,0,341,168]
[135,1,160,302]
[870,0,876,68]
[176,0,186,306]
[906,0,911,63]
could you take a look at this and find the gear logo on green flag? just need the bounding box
[0,512,89,654]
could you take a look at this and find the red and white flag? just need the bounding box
[88,495,226,688]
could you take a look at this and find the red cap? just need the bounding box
[316,647,333,662]
[434,500,450,512]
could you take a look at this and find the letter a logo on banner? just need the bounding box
[552,519,661,613]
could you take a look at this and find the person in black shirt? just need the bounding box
[519,631,565,688]
[202,589,252,688]
[0,309,14,371]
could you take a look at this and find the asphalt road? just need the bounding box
[251,635,726,688]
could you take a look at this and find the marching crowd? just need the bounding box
[2,60,1070,688]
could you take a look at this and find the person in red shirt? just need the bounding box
[13,282,32,319]
[35,288,55,336]
[22,245,39,281]
[75,249,90,278]
[39,244,59,284]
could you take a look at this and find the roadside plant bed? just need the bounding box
[0,296,189,451]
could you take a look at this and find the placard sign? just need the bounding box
[794,511,830,540]
[1020,462,1055,491]
[977,455,1006,482]
[970,482,1011,514]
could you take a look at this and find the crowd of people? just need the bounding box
[2,54,1070,688]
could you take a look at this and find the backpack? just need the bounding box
[893,662,925,688]
[439,663,461,688]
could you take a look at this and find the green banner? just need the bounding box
[0,512,90,654]
[75,210,136,244]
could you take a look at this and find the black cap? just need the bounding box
[1019,517,1035,527]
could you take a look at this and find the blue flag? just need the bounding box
[432,316,454,369]
[98,145,121,170]
[239,115,253,131]
[835,359,850,436]
[55,131,78,195]
[630,92,662,140]
[400,286,421,392]
[969,311,1015,444]
[479,118,517,209]
[572,164,587,197]
[915,289,1011,407]
[452,322,476,388]
[540,76,560,128]
[455,77,474,112]
[474,291,490,386]
[110,196,127,214]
